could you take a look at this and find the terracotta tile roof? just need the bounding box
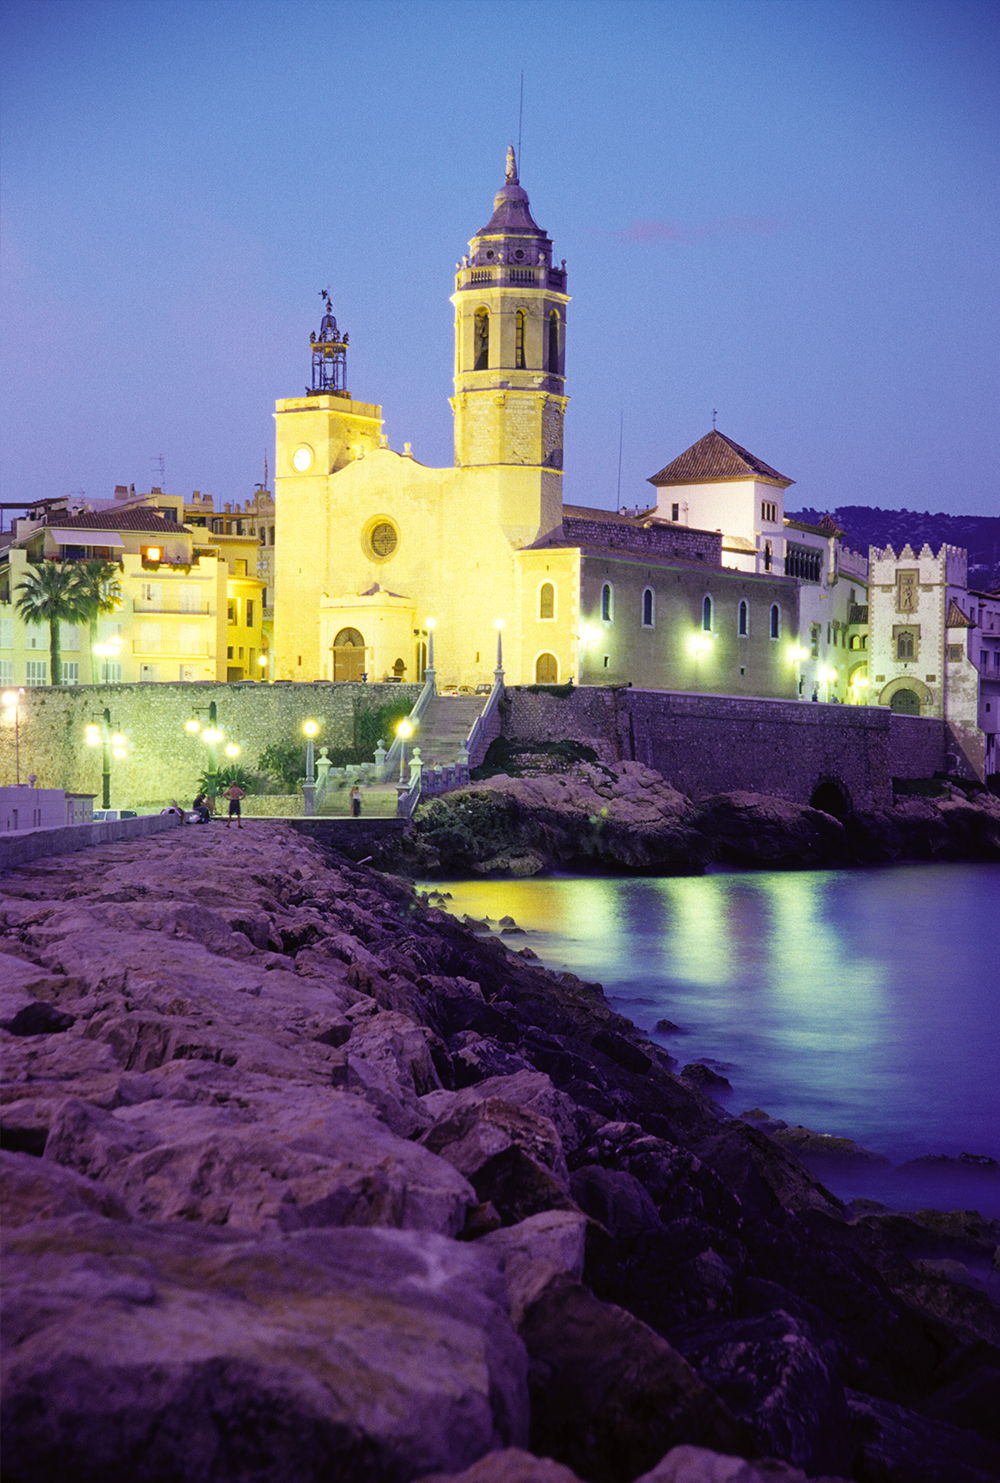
[648,430,793,487]
[946,599,976,628]
[45,509,189,535]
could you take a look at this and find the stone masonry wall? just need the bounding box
[505,687,962,809]
[562,517,721,563]
[0,682,422,806]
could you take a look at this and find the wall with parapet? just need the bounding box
[505,686,962,808]
[0,682,422,806]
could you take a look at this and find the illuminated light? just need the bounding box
[396,719,414,740]
[202,727,222,744]
[691,634,712,656]
[112,746,126,760]
[85,724,101,745]
[494,618,505,631]
[580,625,601,645]
[145,547,161,561]
[303,720,319,738]
[94,640,121,657]
[821,667,837,683]
[2,690,18,708]
[855,676,870,689]
[426,617,436,630]
[790,645,809,662]
[111,732,126,747]
[258,654,268,667]
[185,718,201,733]
[225,743,240,759]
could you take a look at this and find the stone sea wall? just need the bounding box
[2,825,999,1482]
[504,688,955,809]
[0,681,422,800]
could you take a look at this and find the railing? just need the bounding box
[465,673,504,769]
[384,671,436,778]
[133,600,211,615]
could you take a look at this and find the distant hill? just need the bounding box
[786,505,1000,593]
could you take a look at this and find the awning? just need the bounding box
[50,530,125,548]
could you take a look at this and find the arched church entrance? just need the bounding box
[332,628,366,682]
[889,688,921,715]
[535,653,558,683]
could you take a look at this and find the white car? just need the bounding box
[92,809,138,822]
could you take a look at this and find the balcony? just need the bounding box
[133,599,211,615]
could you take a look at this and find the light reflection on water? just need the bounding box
[421,863,1000,1216]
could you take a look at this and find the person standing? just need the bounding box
[224,781,246,829]
[349,783,362,817]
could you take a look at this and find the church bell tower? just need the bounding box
[451,148,569,473]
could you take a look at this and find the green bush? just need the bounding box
[257,740,305,791]
[197,762,257,797]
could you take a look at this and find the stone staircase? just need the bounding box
[409,695,483,772]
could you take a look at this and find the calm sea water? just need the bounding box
[422,863,1000,1218]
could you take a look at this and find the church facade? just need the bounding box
[272,151,804,701]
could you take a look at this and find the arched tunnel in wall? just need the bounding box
[810,778,852,819]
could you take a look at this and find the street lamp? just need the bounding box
[184,701,224,794]
[258,652,269,682]
[85,707,127,809]
[93,637,122,683]
[425,617,436,687]
[303,720,318,783]
[2,688,24,785]
[396,718,414,781]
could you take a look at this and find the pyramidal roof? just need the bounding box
[648,430,793,488]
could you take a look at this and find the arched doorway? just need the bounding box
[889,688,921,715]
[332,627,366,681]
[535,652,558,683]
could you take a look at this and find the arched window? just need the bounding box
[897,630,915,660]
[474,308,489,370]
[539,582,555,619]
[535,652,558,683]
[642,588,654,627]
[702,595,712,631]
[738,599,749,636]
[602,583,613,622]
[770,604,781,640]
[515,310,526,370]
[548,311,559,373]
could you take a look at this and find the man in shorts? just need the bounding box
[224,782,246,829]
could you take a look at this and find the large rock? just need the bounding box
[519,1276,748,1483]
[2,1217,529,1483]
[42,1080,476,1235]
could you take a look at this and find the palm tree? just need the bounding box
[73,560,124,681]
[14,561,91,686]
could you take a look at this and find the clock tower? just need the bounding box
[451,148,569,486]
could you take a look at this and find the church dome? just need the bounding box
[475,146,545,239]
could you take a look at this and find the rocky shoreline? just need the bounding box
[2,824,1000,1483]
[394,762,1000,876]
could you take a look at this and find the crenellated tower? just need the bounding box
[451,147,569,476]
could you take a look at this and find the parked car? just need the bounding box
[92,809,138,822]
[474,683,492,695]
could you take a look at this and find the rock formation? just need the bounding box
[2,825,999,1482]
[400,763,1000,875]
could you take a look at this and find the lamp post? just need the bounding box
[184,701,223,795]
[258,652,269,682]
[303,720,318,783]
[85,707,126,809]
[396,718,414,781]
[93,638,122,684]
[425,618,436,690]
[2,688,24,785]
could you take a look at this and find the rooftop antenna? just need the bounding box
[518,70,524,173]
[616,411,624,511]
[712,409,718,429]
[151,453,165,490]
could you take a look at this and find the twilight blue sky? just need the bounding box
[2,0,998,522]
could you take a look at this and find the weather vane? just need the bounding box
[320,287,333,313]
[712,408,718,429]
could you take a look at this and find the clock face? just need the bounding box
[369,521,398,559]
[292,445,313,472]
